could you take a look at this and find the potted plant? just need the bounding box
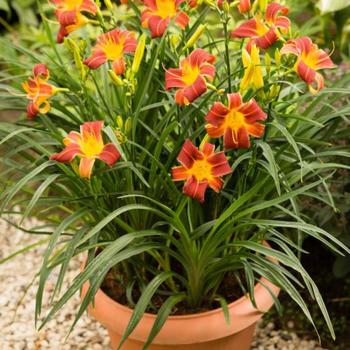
[0,0,349,349]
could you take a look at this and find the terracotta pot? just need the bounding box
[81,273,280,350]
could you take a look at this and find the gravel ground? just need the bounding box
[0,218,326,350]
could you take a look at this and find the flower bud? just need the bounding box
[267,84,280,99]
[199,134,210,151]
[170,34,181,49]
[183,24,206,50]
[125,117,132,133]
[108,69,124,86]
[132,33,146,74]
[223,1,230,14]
[116,115,123,129]
[64,38,86,80]
[258,0,267,12]
[275,48,281,67]
[104,0,114,11]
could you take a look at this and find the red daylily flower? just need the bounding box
[231,2,290,50]
[84,29,137,75]
[165,48,216,105]
[51,0,98,43]
[22,64,58,120]
[50,121,121,178]
[141,0,189,38]
[172,140,232,202]
[205,93,267,149]
[281,36,336,94]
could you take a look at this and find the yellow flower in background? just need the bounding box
[240,44,264,92]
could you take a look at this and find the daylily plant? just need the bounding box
[1,1,345,349]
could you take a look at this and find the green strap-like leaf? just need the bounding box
[118,272,174,349]
[142,293,186,350]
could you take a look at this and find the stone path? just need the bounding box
[0,218,325,350]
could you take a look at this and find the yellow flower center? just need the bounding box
[80,133,104,158]
[300,50,318,70]
[224,109,246,132]
[155,0,177,19]
[182,62,200,86]
[256,15,269,37]
[63,0,83,10]
[102,40,125,60]
[187,159,213,181]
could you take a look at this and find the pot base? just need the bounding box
[107,323,256,350]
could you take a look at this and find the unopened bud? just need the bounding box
[132,33,146,74]
[199,134,210,151]
[258,0,267,12]
[183,24,206,50]
[125,117,132,133]
[268,84,280,99]
[116,115,123,129]
[104,0,114,11]
[170,34,181,49]
[64,38,86,80]
[223,1,230,14]
[274,48,281,67]
[108,69,124,86]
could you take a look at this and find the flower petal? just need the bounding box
[84,49,108,70]
[98,143,121,167]
[183,176,208,203]
[177,139,204,168]
[81,121,104,143]
[175,11,189,29]
[171,165,189,181]
[79,157,95,178]
[205,102,229,126]
[112,58,126,75]
[208,177,223,192]
[33,64,49,79]
[231,19,258,39]
[50,143,81,162]
[165,68,186,89]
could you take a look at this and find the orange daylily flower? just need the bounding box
[231,2,290,51]
[141,0,189,38]
[22,64,60,120]
[51,0,98,43]
[165,49,216,105]
[84,29,137,75]
[281,37,336,94]
[205,93,267,149]
[50,121,121,178]
[172,140,232,202]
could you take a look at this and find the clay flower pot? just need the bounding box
[81,274,280,350]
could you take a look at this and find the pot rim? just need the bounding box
[93,275,276,320]
[82,242,280,345]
